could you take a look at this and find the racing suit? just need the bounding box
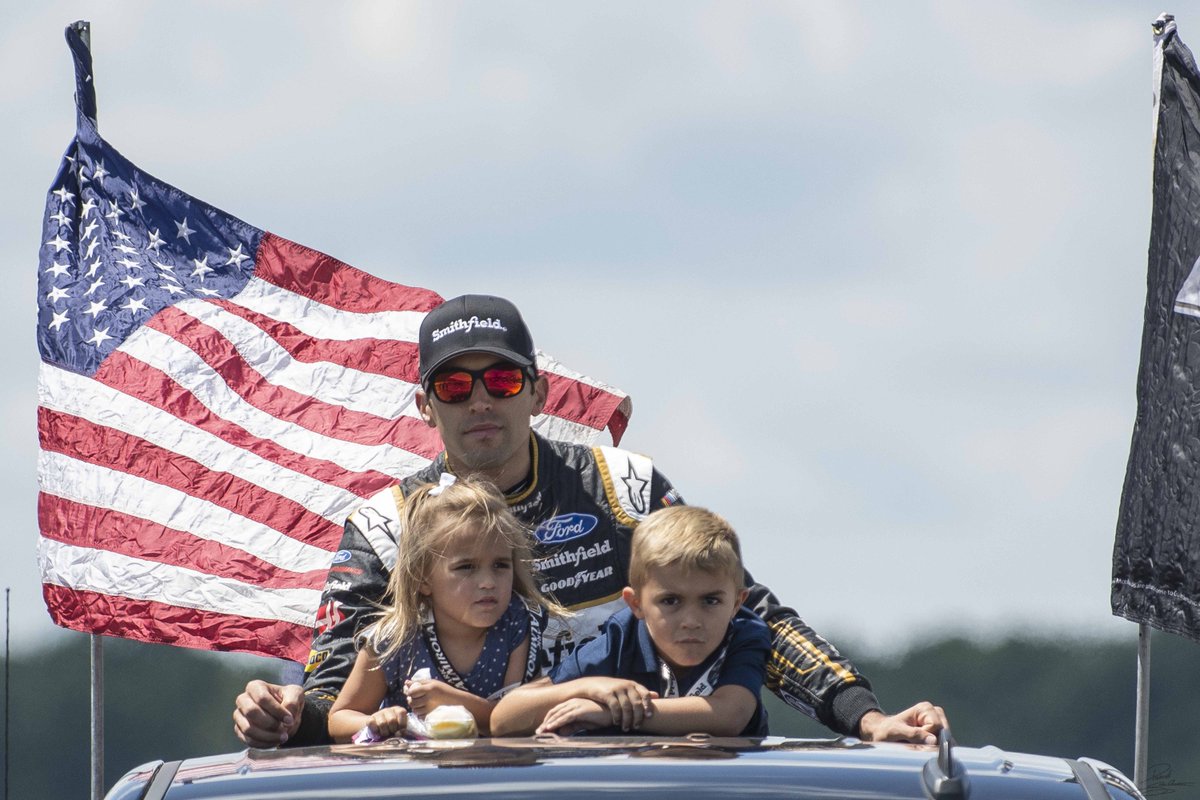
[292,432,881,745]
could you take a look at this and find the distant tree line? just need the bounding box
[2,629,1197,797]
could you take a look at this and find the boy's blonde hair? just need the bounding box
[628,505,744,590]
[362,477,564,663]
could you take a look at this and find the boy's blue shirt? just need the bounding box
[549,605,771,736]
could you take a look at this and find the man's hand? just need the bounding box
[857,702,948,745]
[233,680,304,748]
[577,677,658,731]
[537,698,611,736]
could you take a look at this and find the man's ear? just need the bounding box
[622,586,644,619]
[736,587,750,607]
[416,388,437,429]
[530,374,549,417]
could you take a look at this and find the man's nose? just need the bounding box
[466,378,493,409]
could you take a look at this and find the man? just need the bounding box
[234,294,946,747]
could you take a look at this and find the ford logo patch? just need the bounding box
[331,549,352,564]
[534,513,598,544]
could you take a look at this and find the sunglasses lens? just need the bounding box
[430,365,527,403]
[432,372,474,403]
[482,368,525,398]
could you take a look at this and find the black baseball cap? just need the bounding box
[418,295,537,385]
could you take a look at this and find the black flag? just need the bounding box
[1112,16,1200,643]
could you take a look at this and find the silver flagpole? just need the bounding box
[73,21,104,799]
[91,634,103,800]
[1134,623,1150,788]
[75,22,105,798]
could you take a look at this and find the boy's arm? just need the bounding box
[636,685,757,736]
[491,676,657,736]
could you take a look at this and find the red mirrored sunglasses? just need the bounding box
[427,363,530,404]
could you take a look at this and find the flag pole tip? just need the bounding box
[69,20,91,49]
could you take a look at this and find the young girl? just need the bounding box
[327,474,563,742]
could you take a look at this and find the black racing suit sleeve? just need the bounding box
[743,574,882,735]
[290,517,389,747]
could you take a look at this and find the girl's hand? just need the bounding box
[404,678,467,716]
[367,706,409,739]
[580,677,658,731]
[537,698,611,736]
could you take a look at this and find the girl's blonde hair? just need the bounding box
[361,476,564,664]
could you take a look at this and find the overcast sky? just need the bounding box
[0,2,1173,664]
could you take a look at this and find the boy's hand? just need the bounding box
[367,706,409,739]
[404,677,466,716]
[579,677,658,731]
[537,698,611,736]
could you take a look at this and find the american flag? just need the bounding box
[37,25,631,662]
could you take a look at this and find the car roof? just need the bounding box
[105,735,1144,800]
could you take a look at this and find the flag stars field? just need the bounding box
[37,138,262,368]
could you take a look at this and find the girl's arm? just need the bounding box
[327,648,404,743]
[403,635,531,735]
[491,673,658,736]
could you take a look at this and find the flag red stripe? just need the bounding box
[38,494,329,589]
[607,408,629,446]
[213,297,420,381]
[43,583,311,661]
[143,306,445,457]
[93,352,419,494]
[541,376,628,434]
[38,406,342,548]
[254,233,444,315]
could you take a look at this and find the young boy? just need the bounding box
[491,506,770,737]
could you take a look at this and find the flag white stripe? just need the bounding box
[230,277,427,342]
[536,352,630,400]
[112,329,431,478]
[38,537,322,626]
[39,450,336,573]
[39,364,371,522]
[177,298,420,420]
[532,413,611,446]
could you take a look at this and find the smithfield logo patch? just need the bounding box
[431,315,508,341]
[331,549,352,564]
[534,513,598,544]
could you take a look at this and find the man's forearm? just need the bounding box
[287,692,334,747]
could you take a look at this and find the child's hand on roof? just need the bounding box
[537,698,611,735]
[576,677,658,731]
